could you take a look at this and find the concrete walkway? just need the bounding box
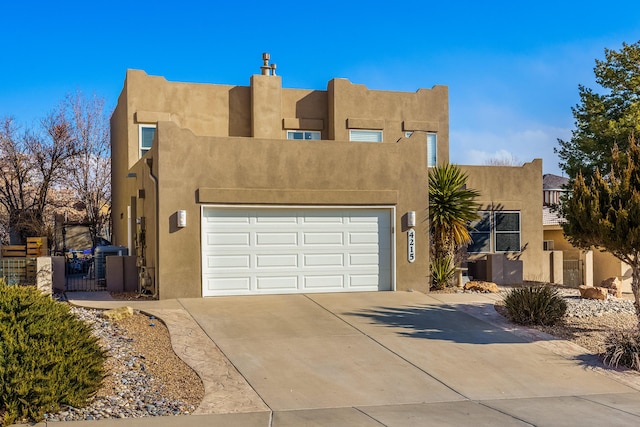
[30,290,640,426]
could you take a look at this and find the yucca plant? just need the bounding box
[429,164,480,289]
[429,163,480,262]
[0,281,106,425]
[503,285,567,326]
[430,255,456,290]
[603,329,640,371]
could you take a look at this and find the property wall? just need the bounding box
[461,160,545,283]
[545,227,630,291]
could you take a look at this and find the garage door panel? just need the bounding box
[207,255,250,269]
[350,274,380,287]
[204,211,250,224]
[255,213,299,223]
[202,207,392,296]
[349,253,379,266]
[349,232,380,245]
[303,253,345,267]
[305,275,344,289]
[206,232,250,247]
[302,213,345,223]
[256,254,298,268]
[256,276,298,290]
[206,277,251,292]
[303,232,344,245]
[256,232,298,246]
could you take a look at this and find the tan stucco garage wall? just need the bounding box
[461,160,545,282]
[149,123,429,299]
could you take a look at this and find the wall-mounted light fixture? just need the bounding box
[407,211,416,228]
[177,210,187,228]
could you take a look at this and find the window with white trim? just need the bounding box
[427,133,437,167]
[349,129,383,142]
[467,210,521,253]
[287,130,321,140]
[139,124,156,158]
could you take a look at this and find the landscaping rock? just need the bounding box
[578,285,608,300]
[600,276,623,298]
[464,281,499,293]
[102,306,135,320]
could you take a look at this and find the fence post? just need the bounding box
[36,257,53,295]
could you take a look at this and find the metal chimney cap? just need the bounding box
[262,52,270,61]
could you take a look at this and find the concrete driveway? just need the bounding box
[177,291,640,426]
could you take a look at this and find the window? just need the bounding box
[139,124,156,157]
[467,210,521,253]
[468,211,491,253]
[427,133,437,167]
[287,130,321,140]
[494,212,520,252]
[349,129,383,142]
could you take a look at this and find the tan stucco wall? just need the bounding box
[147,123,428,299]
[544,227,631,290]
[461,160,545,282]
[111,70,447,298]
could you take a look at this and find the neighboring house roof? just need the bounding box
[543,173,569,190]
[543,206,566,226]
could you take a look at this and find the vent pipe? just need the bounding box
[261,52,271,75]
[260,52,277,76]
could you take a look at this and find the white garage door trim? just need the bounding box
[201,205,395,296]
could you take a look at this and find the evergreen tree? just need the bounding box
[556,40,640,180]
[563,137,640,325]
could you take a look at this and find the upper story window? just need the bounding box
[405,132,437,167]
[349,130,383,143]
[467,211,521,253]
[139,124,156,158]
[427,133,437,167]
[287,130,320,140]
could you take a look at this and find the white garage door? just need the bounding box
[201,207,393,296]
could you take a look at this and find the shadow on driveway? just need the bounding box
[347,303,547,345]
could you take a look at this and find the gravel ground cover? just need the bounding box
[496,288,638,355]
[44,303,204,422]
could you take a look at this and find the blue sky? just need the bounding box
[2,1,640,175]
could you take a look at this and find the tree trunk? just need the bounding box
[632,266,640,330]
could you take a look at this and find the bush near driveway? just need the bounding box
[0,280,105,425]
[503,285,567,326]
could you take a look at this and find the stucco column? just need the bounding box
[251,74,282,139]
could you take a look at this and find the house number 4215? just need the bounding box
[407,228,416,263]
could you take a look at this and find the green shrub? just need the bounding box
[503,285,567,326]
[430,255,456,290]
[0,281,106,425]
[603,329,640,371]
